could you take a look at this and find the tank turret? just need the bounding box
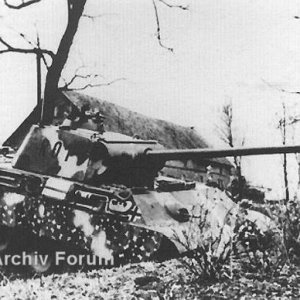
[11,125,166,188]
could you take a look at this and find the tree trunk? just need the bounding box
[283,153,289,203]
[282,102,289,204]
[41,0,87,124]
[234,156,243,201]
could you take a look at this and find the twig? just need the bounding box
[82,13,118,20]
[62,73,104,90]
[60,77,126,91]
[262,78,300,126]
[158,0,189,10]
[0,36,54,58]
[60,65,105,90]
[261,78,300,95]
[36,29,50,69]
[152,0,174,52]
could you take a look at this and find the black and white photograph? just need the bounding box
[0,0,300,299]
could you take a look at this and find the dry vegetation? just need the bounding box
[1,259,300,299]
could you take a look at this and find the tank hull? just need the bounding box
[0,164,239,267]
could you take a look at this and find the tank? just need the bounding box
[0,118,299,270]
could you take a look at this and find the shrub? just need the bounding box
[233,214,287,276]
[174,204,233,282]
[176,200,289,281]
[267,199,300,262]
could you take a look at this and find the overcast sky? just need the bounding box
[0,0,300,197]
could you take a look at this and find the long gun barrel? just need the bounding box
[146,145,300,161]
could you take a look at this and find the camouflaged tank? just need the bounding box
[0,120,300,270]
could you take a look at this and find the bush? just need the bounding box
[267,199,300,262]
[181,232,232,282]
[174,204,233,282]
[233,215,287,276]
[176,201,290,282]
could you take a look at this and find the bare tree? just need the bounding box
[262,80,298,202]
[1,0,188,124]
[278,102,290,203]
[217,101,245,201]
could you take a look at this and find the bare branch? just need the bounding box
[0,36,11,49]
[152,0,174,52]
[61,71,105,90]
[4,0,41,9]
[261,78,300,95]
[6,24,43,51]
[289,117,300,125]
[279,89,300,95]
[0,36,55,59]
[215,125,231,144]
[158,0,189,10]
[60,77,126,91]
[82,13,118,20]
[69,74,101,86]
[218,134,231,146]
[241,136,245,147]
[262,78,300,129]
[82,14,102,20]
[17,32,35,47]
[277,115,300,127]
[0,46,53,58]
[35,29,50,69]
[60,65,104,90]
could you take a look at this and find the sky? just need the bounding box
[0,0,300,197]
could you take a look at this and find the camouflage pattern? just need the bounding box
[0,125,198,266]
[0,124,285,268]
[13,125,165,187]
[0,167,162,266]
